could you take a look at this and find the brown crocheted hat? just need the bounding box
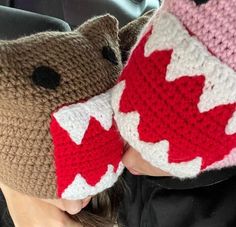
[0,14,124,200]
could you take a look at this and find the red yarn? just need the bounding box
[50,116,123,197]
[119,30,236,169]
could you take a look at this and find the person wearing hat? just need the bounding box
[0,11,155,226]
[112,0,236,226]
[0,14,126,227]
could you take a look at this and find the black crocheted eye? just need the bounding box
[102,46,118,65]
[32,66,61,90]
[192,0,209,5]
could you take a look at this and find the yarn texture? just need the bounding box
[112,0,236,178]
[0,14,124,199]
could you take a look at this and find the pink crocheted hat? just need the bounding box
[112,0,236,178]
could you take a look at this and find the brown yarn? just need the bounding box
[0,14,122,199]
[119,10,155,63]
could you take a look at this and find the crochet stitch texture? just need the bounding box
[167,0,236,71]
[112,0,236,178]
[0,14,124,199]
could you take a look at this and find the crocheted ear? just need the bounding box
[119,10,154,63]
[76,14,119,42]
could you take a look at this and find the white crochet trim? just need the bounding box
[144,11,236,134]
[61,162,124,200]
[226,111,236,135]
[112,82,202,178]
[206,148,236,171]
[53,91,113,145]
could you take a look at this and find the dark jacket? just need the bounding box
[0,190,14,227]
[119,168,236,227]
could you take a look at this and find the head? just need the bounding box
[42,177,125,226]
[0,12,124,216]
[0,11,157,225]
[0,178,124,227]
[122,146,171,177]
[112,0,236,178]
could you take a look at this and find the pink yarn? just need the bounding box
[165,0,236,71]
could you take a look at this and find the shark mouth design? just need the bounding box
[112,11,236,178]
[50,91,124,200]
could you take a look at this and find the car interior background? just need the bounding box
[0,0,159,226]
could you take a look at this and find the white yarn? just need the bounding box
[111,12,236,177]
[206,148,236,170]
[53,91,113,145]
[111,82,202,178]
[62,162,124,200]
[144,11,236,137]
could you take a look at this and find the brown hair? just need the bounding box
[68,176,125,227]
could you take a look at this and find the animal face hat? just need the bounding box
[0,15,124,200]
[112,0,236,178]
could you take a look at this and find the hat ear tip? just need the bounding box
[102,13,119,25]
[75,14,119,38]
[118,9,154,63]
[99,13,119,35]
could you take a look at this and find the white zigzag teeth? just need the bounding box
[144,11,236,136]
[112,81,202,178]
[206,148,236,171]
[53,91,113,145]
[226,111,236,135]
[61,162,124,200]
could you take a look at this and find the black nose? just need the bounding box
[192,0,209,5]
[32,66,61,90]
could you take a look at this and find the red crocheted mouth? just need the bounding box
[50,96,124,198]
[118,27,236,171]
